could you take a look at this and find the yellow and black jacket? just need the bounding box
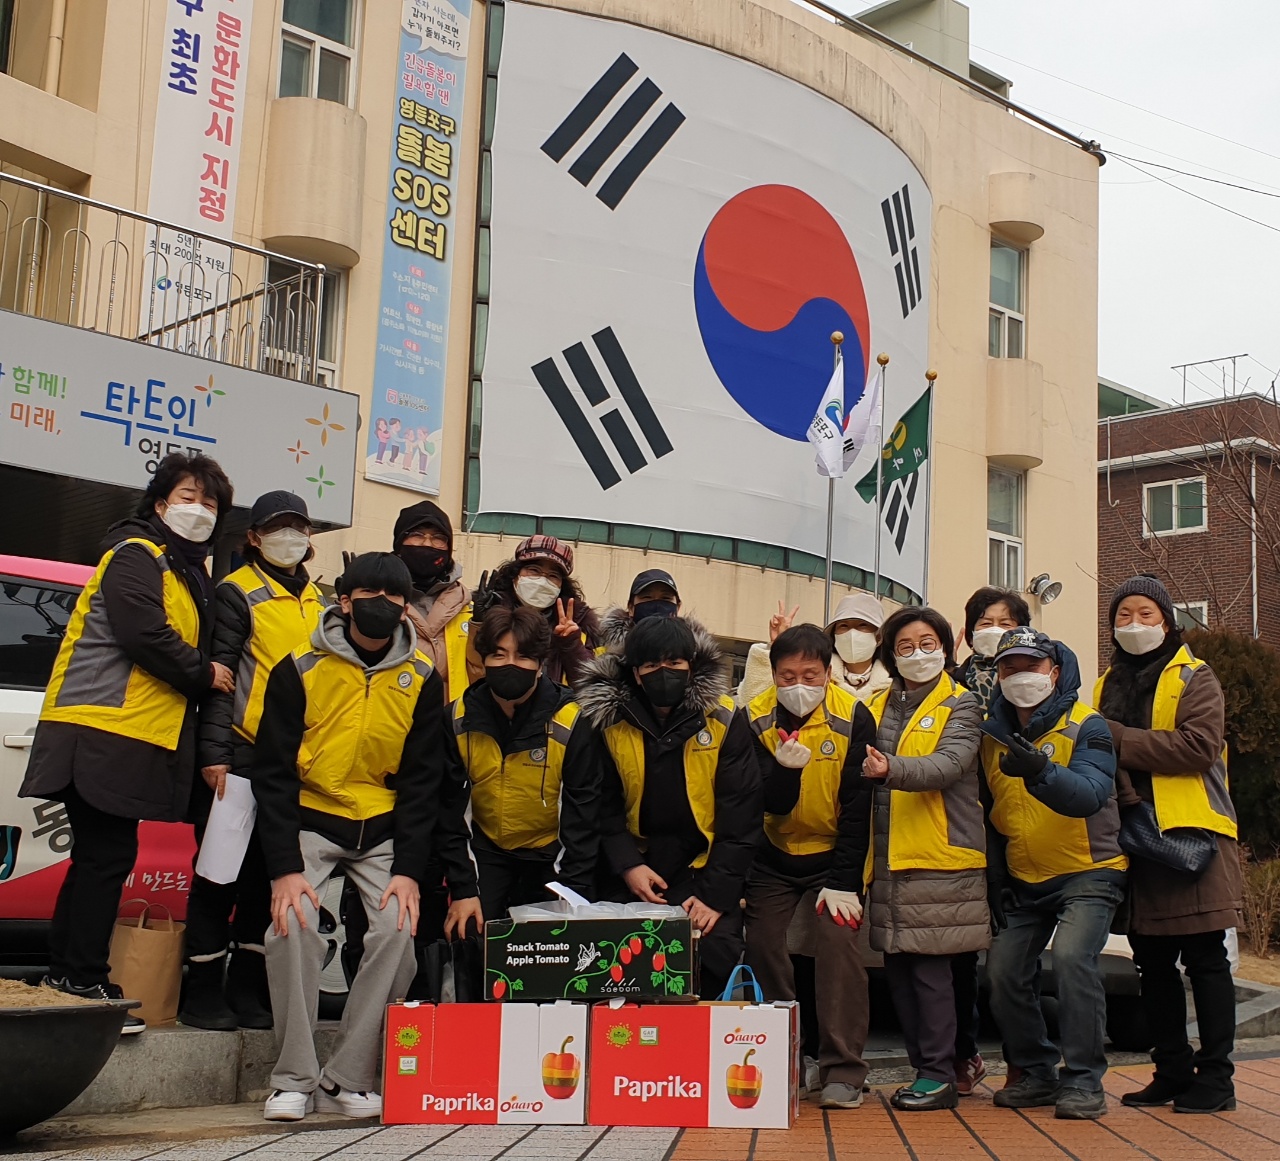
[746,682,877,890]
[445,674,601,895]
[251,606,462,886]
[575,618,762,915]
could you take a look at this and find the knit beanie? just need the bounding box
[1107,574,1176,628]
[393,500,452,550]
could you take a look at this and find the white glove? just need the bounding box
[816,887,863,927]
[775,738,812,769]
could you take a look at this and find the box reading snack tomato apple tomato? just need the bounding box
[484,916,697,1001]
[587,1001,799,1128]
[382,1001,588,1125]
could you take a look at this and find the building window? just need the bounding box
[1174,601,1208,632]
[264,261,345,387]
[1144,477,1206,537]
[989,241,1025,358]
[279,0,356,104]
[988,466,1024,589]
[0,0,15,75]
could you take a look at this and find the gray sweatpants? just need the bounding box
[265,834,416,1094]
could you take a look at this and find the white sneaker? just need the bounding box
[315,1084,381,1118]
[264,1089,313,1121]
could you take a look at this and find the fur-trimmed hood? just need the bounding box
[574,616,728,729]
[598,606,633,650]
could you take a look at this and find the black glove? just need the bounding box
[999,733,1051,783]
[471,569,499,620]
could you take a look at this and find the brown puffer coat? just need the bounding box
[867,678,990,956]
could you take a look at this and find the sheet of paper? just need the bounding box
[193,773,257,885]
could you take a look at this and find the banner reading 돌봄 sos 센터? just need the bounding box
[365,1,472,496]
[478,5,931,596]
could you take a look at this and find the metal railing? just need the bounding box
[0,171,327,385]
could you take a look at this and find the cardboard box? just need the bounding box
[383,1001,588,1125]
[484,916,697,1001]
[587,1001,799,1128]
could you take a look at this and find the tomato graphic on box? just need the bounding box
[726,1048,762,1108]
[541,1035,580,1099]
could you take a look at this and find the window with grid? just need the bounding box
[1144,477,1206,537]
[264,261,345,387]
[987,466,1024,589]
[279,0,357,105]
[989,241,1026,359]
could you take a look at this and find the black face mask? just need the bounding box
[486,663,539,701]
[638,666,690,709]
[399,545,451,586]
[633,599,678,624]
[349,595,404,639]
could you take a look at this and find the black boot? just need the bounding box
[178,957,238,1031]
[227,947,273,1030]
[1174,1082,1236,1114]
[1121,1073,1193,1107]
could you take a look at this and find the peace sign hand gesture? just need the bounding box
[769,600,801,644]
[553,597,580,639]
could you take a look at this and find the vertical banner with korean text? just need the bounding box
[143,0,253,339]
[363,1,471,496]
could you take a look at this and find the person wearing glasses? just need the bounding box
[859,607,987,1112]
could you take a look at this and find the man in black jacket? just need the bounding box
[576,616,762,999]
[251,553,468,1123]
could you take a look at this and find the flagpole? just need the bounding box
[824,331,843,625]
[921,369,938,605]
[872,353,889,599]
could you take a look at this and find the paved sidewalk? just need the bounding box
[7,1056,1280,1160]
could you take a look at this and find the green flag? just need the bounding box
[856,387,932,503]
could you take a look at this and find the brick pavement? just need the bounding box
[8,1058,1280,1160]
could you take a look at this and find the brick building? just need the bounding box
[1097,393,1280,661]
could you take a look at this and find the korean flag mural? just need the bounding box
[478,4,931,594]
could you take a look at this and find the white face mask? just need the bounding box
[258,527,310,568]
[835,629,878,665]
[161,502,216,544]
[1000,671,1055,708]
[896,650,946,683]
[971,626,1008,659]
[776,682,826,717]
[515,575,561,610]
[1115,622,1166,656]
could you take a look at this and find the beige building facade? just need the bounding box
[0,0,1102,679]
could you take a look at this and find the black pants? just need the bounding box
[1130,930,1235,1096]
[184,823,272,959]
[884,952,957,1083]
[475,845,556,922]
[49,787,139,986]
[952,950,981,1060]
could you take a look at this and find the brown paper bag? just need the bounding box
[108,899,185,1026]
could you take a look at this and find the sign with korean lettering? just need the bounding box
[143,0,253,334]
[364,0,471,497]
[478,7,932,596]
[0,310,359,526]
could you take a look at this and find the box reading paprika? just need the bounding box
[484,916,697,1001]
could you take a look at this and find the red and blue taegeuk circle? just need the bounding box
[694,185,871,441]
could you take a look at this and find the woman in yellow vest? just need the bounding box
[745,624,877,1111]
[183,491,326,1032]
[21,453,235,1032]
[861,606,987,1112]
[444,606,601,919]
[577,615,762,1000]
[1097,575,1240,1114]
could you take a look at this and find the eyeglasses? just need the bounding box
[894,639,940,657]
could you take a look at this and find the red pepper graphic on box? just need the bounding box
[726,1048,762,1108]
[541,1035,580,1098]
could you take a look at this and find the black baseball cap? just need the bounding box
[994,627,1058,663]
[249,490,310,528]
[629,569,679,601]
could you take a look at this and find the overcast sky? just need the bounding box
[823,1,1280,405]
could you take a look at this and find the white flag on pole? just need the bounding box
[807,353,847,478]
[840,368,882,475]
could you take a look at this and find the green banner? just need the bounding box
[856,387,932,502]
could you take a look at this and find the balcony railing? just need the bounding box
[0,172,327,385]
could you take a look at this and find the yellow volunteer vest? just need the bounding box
[443,606,472,703]
[603,695,736,869]
[1094,646,1236,838]
[983,701,1128,883]
[223,563,325,744]
[454,698,580,850]
[42,538,201,749]
[748,683,854,856]
[867,675,986,874]
[293,643,433,821]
